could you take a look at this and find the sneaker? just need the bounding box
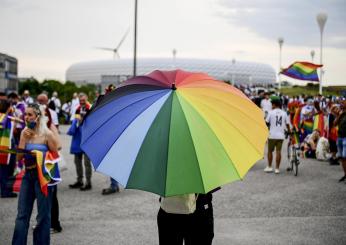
[264,167,273,173]
[80,184,92,191]
[50,227,62,234]
[329,158,339,165]
[338,175,346,182]
[102,187,119,195]
[275,169,280,174]
[69,182,83,189]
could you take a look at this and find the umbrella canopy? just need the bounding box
[81,70,268,197]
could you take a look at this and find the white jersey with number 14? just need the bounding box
[266,108,289,140]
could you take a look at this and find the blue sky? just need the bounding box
[1,0,345,85]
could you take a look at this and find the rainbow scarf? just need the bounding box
[280,61,323,82]
[0,113,13,165]
[0,148,61,196]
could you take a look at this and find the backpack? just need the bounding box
[160,194,197,214]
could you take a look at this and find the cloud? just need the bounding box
[217,0,346,48]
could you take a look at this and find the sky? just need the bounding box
[1,0,345,85]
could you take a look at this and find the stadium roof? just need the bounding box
[66,58,276,85]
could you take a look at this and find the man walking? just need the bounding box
[265,99,290,174]
[68,93,93,191]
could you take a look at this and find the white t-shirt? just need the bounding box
[49,108,59,126]
[261,98,272,117]
[266,108,289,139]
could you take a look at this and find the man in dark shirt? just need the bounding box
[334,99,346,182]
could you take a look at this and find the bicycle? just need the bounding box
[286,132,300,176]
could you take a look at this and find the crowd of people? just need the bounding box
[1,85,346,245]
[241,87,346,183]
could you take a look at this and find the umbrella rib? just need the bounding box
[82,90,170,151]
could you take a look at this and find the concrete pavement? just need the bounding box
[1,125,345,245]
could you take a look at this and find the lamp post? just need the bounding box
[172,49,177,68]
[278,37,284,90]
[231,58,236,86]
[310,50,315,62]
[133,0,138,77]
[316,12,327,95]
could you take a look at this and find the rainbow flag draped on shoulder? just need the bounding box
[0,113,13,165]
[0,148,61,196]
[280,61,323,82]
[33,150,61,196]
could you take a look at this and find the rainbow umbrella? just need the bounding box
[80,70,268,197]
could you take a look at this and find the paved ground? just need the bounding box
[1,125,346,245]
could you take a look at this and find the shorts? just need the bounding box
[268,139,283,152]
[337,138,346,159]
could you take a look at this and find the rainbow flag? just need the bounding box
[31,150,62,196]
[0,148,61,196]
[0,113,13,165]
[313,113,325,137]
[302,119,314,134]
[292,107,302,131]
[280,61,323,82]
[291,130,300,145]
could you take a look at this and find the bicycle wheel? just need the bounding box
[294,159,299,176]
[287,141,291,160]
[286,143,293,171]
[292,148,299,176]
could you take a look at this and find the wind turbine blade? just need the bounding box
[115,27,130,50]
[94,47,114,51]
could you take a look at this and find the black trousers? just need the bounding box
[51,186,61,230]
[190,203,214,245]
[157,204,214,245]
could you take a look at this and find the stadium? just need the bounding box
[66,58,276,89]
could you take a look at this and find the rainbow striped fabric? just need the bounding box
[0,113,13,165]
[281,61,323,82]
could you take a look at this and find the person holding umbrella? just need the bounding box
[79,70,268,244]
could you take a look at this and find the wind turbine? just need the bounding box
[95,28,130,59]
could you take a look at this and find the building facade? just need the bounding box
[0,53,18,93]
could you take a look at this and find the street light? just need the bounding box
[231,58,236,86]
[278,37,284,90]
[316,12,327,95]
[133,0,138,77]
[310,50,315,62]
[172,49,177,68]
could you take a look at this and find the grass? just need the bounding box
[280,84,346,97]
